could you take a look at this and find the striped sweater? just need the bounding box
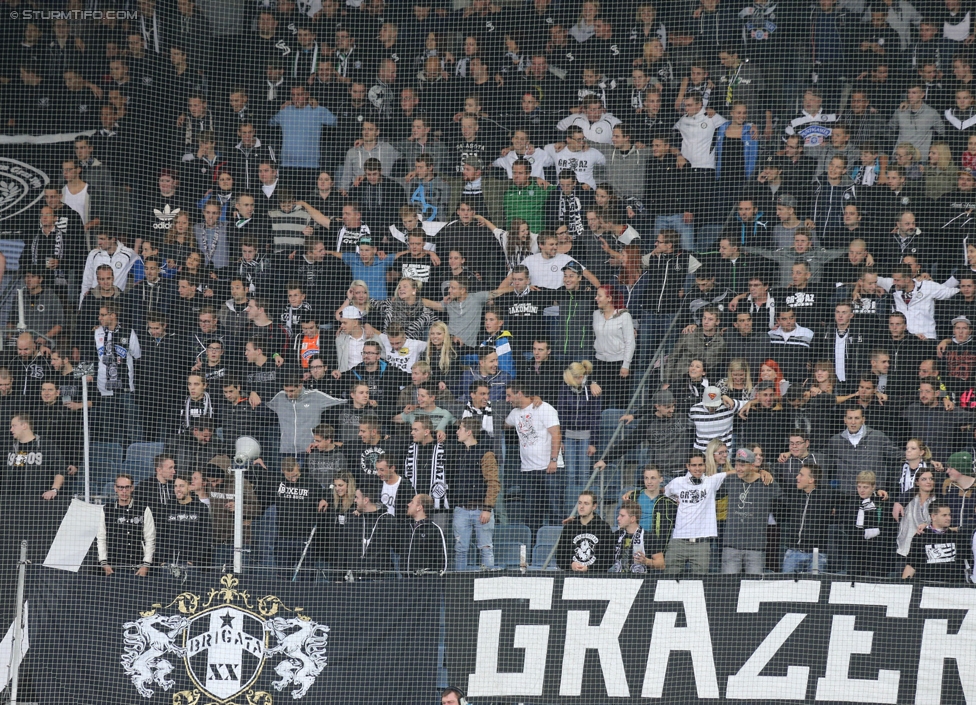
[689,398,745,450]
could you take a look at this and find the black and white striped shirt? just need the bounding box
[689,398,745,450]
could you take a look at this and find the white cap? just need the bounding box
[702,386,723,408]
[341,306,362,320]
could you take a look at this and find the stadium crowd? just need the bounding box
[1,0,976,583]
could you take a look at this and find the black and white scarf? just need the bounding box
[899,460,928,494]
[610,527,646,573]
[404,441,449,510]
[463,400,494,437]
[180,392,214,433]
[854,495,882,540]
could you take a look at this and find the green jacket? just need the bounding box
[503,183,553,232]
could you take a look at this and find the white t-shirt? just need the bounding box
[381,477,401,515]
[521,252,582,289]
[543,144,606,189]
[505,402,560,472]
[493,149,553,179]
[555,112,622,144]
[674,109,726,169]
[380,334,427,373]
[62,183,89,224]
[665,472,727,539]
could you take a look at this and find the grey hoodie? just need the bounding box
[595,143,647,201]
[267,387,345,454]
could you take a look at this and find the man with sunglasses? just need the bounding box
[97,472,155,577]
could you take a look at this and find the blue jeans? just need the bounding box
[547,468,566,525]
[453,507,495,571]
[563,438,593,513]
[782,548,828,574]
[654,214,695,252]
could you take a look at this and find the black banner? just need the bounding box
[24,570,441,705]
[445,574,976,704]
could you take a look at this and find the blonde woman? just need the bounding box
[570,0,600,43]
[893,142,923,180]
[717,358,753,401]
[423,321,458,390]
[322,472,357,572]
[629,4,668,59]
[382,278,436,340]
[163,210,194,271]
[335,279,380,334]
[557,360,603,510]
[705,438,732,539]
[924,142,958,199]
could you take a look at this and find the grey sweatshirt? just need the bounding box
[888,104,945,158]
[267,388,346,454]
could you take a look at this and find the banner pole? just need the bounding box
[292,526,316,582]
[233,466,244,574]
[82,376,90,504]
[10,539,27,705]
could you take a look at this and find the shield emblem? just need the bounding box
[184,607,267,702]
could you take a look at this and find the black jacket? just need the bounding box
[776,486,844,552]
[404,519,447,573]
[155,498,211,566]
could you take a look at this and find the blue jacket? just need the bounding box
[556,379,602,435]
[714,121,759,181]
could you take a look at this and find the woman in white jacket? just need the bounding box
[593,285,636,409]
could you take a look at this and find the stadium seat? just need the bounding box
[123,442,165,483]
[535,525,563,548]
[530,543,560,570]
[492,524,532,568]
[89,442,124,491]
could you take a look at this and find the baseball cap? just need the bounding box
[947,451,974,476]
[735,448,756,464]
[562,261,584,273]
[702,386,723,408]
[358,235,373,246]
[777,193,797,209]
[951,315,971,326]
[652,389,675,406]
[755,380,777,392]
[462,155,483,170]
[341,305,362,320]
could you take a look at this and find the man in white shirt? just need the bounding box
[543,126,607,189]
[493,129,552,179]
[518,232,600,290]
[555,96,621,144]
[674,93,726,222]
[505,381,561,530]
[663,452,727,574]
[877,263,958,340]
[80,231,137,303]
[674,93,726,170]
